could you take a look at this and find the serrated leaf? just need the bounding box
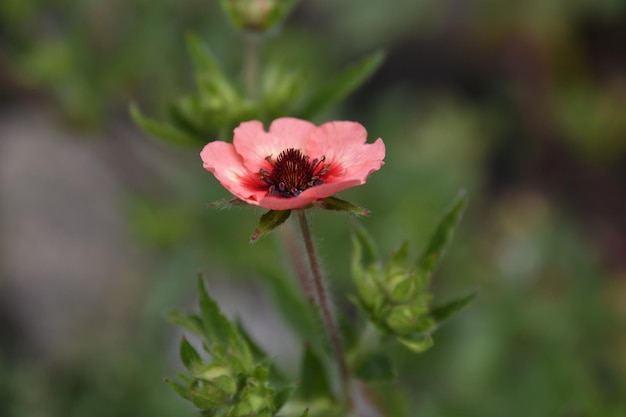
[251,210,291,242]
[418,190,468,275]
[430,291,477,325]
[398,334,434,354]
[299,50,385,118]
[197,276,252,370]
[164,377,191,400]
[180,337,203,371]
[354,352,396,382]
[298,345,334,401]
[130,103,202,147]
[317,196,370,216]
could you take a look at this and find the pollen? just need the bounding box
[259,148,329,197]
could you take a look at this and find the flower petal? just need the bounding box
[306,121,385,186]
[201,141,266,204]
[234,118,317,173]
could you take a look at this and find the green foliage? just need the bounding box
[167,276,294,416]
[296,51,385,119]
[417,190,468,276]
[353,352,396,382]
[351,191,475,354]
[132,36,384,146]
[298,345,335,402]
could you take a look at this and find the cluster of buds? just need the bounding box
[166,279,295,416]
[351,192,474,353]
[352,235,437,352]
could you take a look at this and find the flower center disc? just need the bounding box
[260,148,328,197]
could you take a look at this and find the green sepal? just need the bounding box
[251,210,291,242]
[354,352,396,382]
[385,305,434,336]
[300,408,310,417]
[317,197,370,216]
[430,291,477,325]
[389,277,419,305]
[298,344,335,402]
[189,389,222,409]
[208,197,248,209]
[130,103,201,147]
[299,51,385,118]
[397,334,434,354]
[164,377,191,401]
[180,337,203,372]
[418,190,468,275]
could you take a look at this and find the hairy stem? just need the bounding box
[296,210,351,401]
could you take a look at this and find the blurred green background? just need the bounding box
[1,0,625,416]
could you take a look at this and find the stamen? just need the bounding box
[258,148,330,198]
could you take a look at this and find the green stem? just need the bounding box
[243,32,260,99]
[296,210,351,402]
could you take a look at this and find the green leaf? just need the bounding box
[354,352,396,382]
[251,210,291,242]
[197,276,252,369]
[418,190,468,275]
[430,291,477,325]
[298,345,334,401]
[351,222,379,268]
[397,334,434,354]
[317,197,370,216]
[390,241,409,267]
[299,50,385,118]
[167,311,205,336]
[180,337,203,372]
[129,103,202,147]
[167,100,209,139]
[186,33,238,103]
[273,384,297,413]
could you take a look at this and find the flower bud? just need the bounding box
[219,0,299,32]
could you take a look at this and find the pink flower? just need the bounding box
[201,118,385,210]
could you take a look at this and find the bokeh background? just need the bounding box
[1,0,625,416]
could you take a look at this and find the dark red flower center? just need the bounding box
[259,148,329,197]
